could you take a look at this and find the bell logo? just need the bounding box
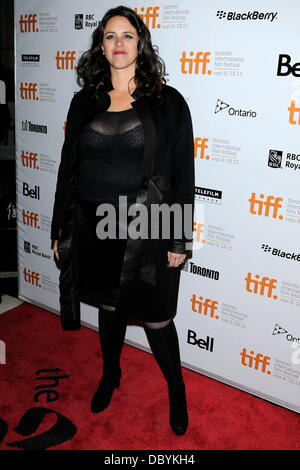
[190,295,219,319]
[180,52,211,75]
[20,83,38,100]
[21,151,39,170]
[56,51,77,70]
[134,7,160,28]
[248,193,283,220]
[288,100,300,125]
[22,210,40,229]
[194,138,209,160]
[193,222,205,244]
[240,348,271,374]
[245,273,277,299]
[187,330,214,352]
[23,268,41,287]
[19,14,38,33]
[277,54,300,77]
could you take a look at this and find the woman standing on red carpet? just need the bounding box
[51,5,194,436]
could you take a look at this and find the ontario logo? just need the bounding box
[272,324,300,345]
[215,99,257,118]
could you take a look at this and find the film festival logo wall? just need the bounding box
[248,192,300,309]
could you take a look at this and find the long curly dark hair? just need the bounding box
[76,5,167,98]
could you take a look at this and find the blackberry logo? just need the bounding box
[216,11,226,19]
[261,243,300,262]
[216,10,277,22]
[261,244,271,253]
[268,150,282,169]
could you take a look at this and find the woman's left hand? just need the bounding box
[167,251,187,268]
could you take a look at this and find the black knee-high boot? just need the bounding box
[144,320,188,435]
[91,307,127,413]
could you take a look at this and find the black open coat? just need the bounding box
[51,81,195,330]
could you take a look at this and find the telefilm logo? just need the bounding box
[187,330,215,352]
[216,10,277,22]
[277,54,300,77]
[261,243,300,262]
[134,7,160,29]
[24,241,51,260]
[215,99,257,118]
[22,121,47,134]
[195,186,222,204]
[273,324,300,345]
[21,54,40,67]
[74,14,100,29]
[268,149,300,171]
[182,260,219,281]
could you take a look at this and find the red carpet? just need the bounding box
[0,302,300,450]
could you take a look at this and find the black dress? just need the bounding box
[75,107,144,310]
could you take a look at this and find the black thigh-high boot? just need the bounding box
[91,307,127,413]
[144,320,188,435]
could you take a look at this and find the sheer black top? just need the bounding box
[77,107,144,204]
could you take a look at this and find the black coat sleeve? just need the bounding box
[50,93,81,241]
[170,93,195,256]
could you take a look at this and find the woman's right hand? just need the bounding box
[53,240,59,261]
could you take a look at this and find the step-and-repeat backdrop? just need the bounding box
[15,0,300,413]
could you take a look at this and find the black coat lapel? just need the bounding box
[132,96,157,178]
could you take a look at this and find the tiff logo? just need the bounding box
[134,7,160,29]
[240,348,271,374]
[0,340,6,364]
[23,268,41,287]
[22,210,40,229]
[193,222,205,244]
[248,193,283,220]
[245,273,277,299]
[288,100,300,125]
[20,82,38,100]
[56,51,77,70]
[19,14,38,33]
[194,138,209,160]
[180,52,211,75]
[190,295,219,319]
[21,151,39,169]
